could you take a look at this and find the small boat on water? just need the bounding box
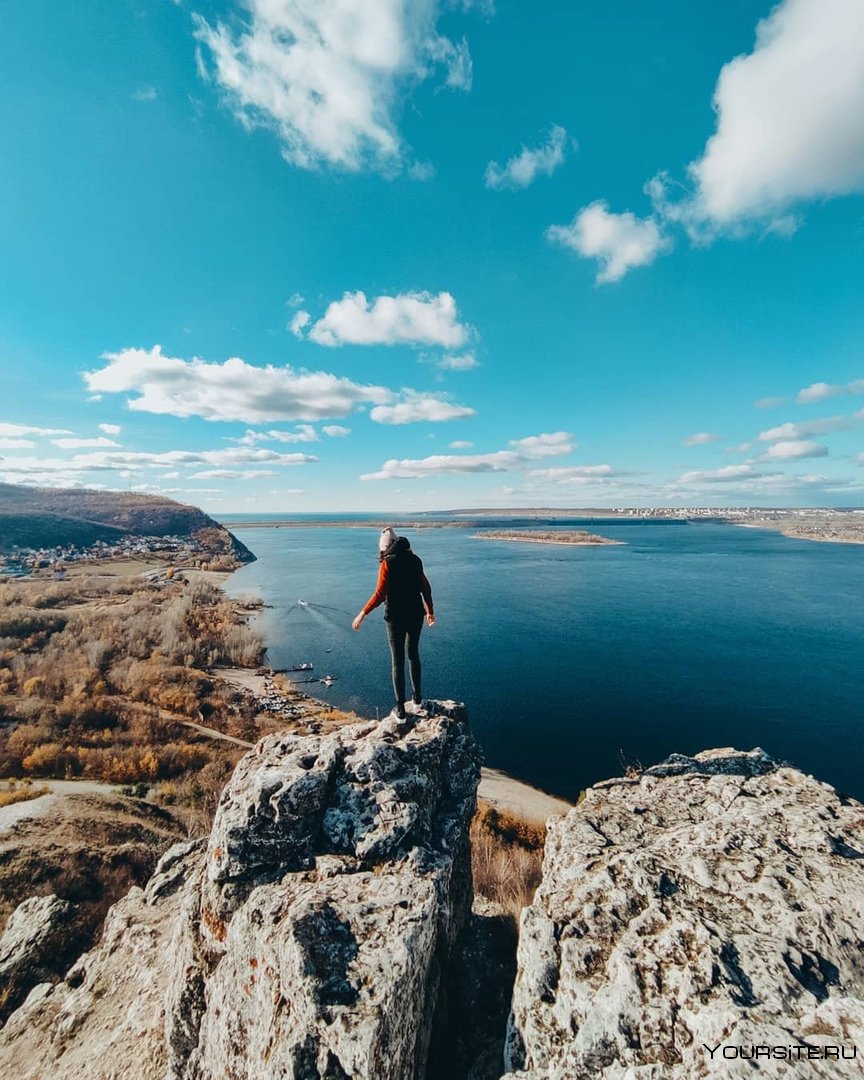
[287,662,314,672]
[320,674,338,687]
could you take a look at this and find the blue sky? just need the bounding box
[1,0,863,512]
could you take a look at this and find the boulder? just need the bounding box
[0,703,480,1080]
[505,747,864,1079]
[0,894,75,1020]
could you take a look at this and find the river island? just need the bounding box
[473,529,623,546]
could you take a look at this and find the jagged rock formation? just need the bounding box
[4,738,863,1080]
[0,792,186,1020]
[0,895,75,1019]
[0,703,480,1080]
[504,748,864,1079]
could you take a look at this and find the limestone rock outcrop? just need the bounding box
[0,894,75,1020]
[0,703,480,1080]
[504,748,864,1079]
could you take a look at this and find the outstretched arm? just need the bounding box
[421,570,435,626]
[353,561,389,630]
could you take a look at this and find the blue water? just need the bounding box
[224,522,864,802]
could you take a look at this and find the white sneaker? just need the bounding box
[406,699,423,714]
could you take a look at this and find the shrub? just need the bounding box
[0,779,50,808]
[470,801,546,920]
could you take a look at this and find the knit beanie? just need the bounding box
[379,527,398,553]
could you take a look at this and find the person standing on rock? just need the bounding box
[352,527,435,719]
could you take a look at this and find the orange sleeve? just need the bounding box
[421,570,433,614]
[362,560,389,614]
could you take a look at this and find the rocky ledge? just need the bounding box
[2,733,863,1080]
[505,748,864,1079]
[0,702,480,1080]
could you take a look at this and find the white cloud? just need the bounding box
[322,425,350,437]
[449,440,473,449]
[0,438,35,449]
[51,436,120,449]
[508,432,574,459]
[0,423,72,438]
[755,396,787,409]
[189,469,278,479]
[437,352,478,371]
[85,346,393,422]
[686,0,864,229]
[757,410,863,441]
[362,450,521,480]
[528,464,614,481]
[430,35,473,91]
[485,125,569,190]
[682,432,721,447]
[761,439,829,460]
[680,464,761,483]
[797,378,864,404]
[546,201,670,283]
[234,425,319,445]
[133,86,158,102]
[300,290,470,348]
[0,448,316,476]
[363,430,582,479]
[408,161,435,182]
[99,423,122,436]
[193,1,476,173]
[369,392,475,425]
[289,311,310,338]
[286,292,305,308]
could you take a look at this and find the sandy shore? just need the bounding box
[729,521,864,546]
[478,767,573,820]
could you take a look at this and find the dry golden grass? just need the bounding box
[0,572,264,808]
[471,800,546,920]
[0,778,50,808]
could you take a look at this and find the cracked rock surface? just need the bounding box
[0,703,480,1080]
[504,747,864,1079]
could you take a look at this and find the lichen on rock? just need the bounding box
[505,747,864,1080]
[0,703,480,1080]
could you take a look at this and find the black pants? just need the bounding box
[386,617,423,706]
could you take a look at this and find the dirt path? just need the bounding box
[179,719,253,749]
[0,780,122,834]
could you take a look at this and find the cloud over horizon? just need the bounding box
[369,391,475,425]
[797,378,864,404]
[362,431,580,479]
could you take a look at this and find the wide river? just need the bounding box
[224,519,864,803]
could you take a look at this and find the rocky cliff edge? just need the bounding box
[505,748,864,1079]
[2,731,863,1080]
[0,702,480,1080]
